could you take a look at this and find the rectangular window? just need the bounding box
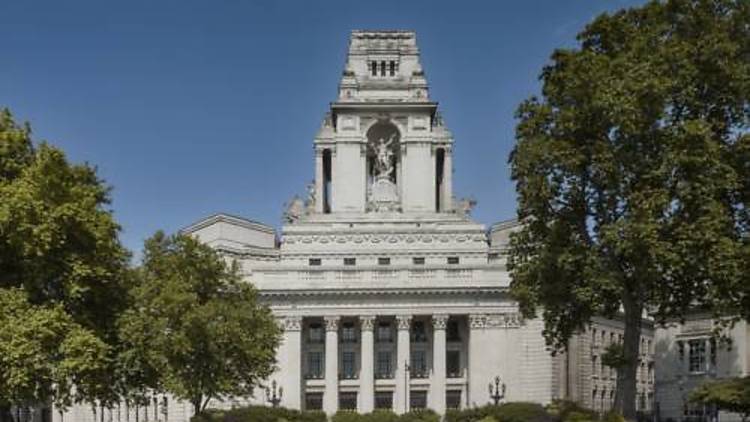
[344,257,356,266]
[341,322,357,343]
[592,356,598,377]
[389,60,396,76]
[376,351,392,378]
[446,390,462,410]
[308,323,324,343]
[447,320,461,342]
[378,257,391,265]
[412,257,425,265]
[371,61,377,76]
[309,258,321,266]
[410,391,427,409]
[376,322,393,343]
[447,350,461,378]
[411,350,427,378]
[447,256,460,265]
[411,321,427,342]
[341,351,357,379]
[375,391,393,410]
[689,339,706,373]
[307,351,323,379]
[305,392,323,411]
[339,392,357,411]
[380,60,386,77]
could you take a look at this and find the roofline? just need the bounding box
[181,213,276,236]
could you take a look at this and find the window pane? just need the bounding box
[412,257,425,265]
[411,321,427,342]
[378,257,391,265]
[410,391,427,409]
[411,350,427,378]
[339,392,357,411]
[341,351,357,379]
[344,257,356,266]
[447,320,461,342]
[447,350,461,378]
[446,390,462,409]
[307,352,323,379]
[447,256,459,265]
[306,393,323,411]
[376,351,392,378]
[309,258,321,266]
[375,392,393,410]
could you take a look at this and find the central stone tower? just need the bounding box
[309,30,454,216]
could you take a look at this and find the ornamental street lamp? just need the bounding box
[265,380,283,408]
[489,375,507,405]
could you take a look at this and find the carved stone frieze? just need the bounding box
[485,312,523,329]
[282,232,486,246]
[469,314,487,329]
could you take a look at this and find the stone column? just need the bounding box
[282,316,303,409]
[395,315,412,414]
[324,316,340,414]
[468,314,487,407]
[431,315,449,414]
[315,149,324,213]
[442,147,453,212]
[359,316,376,413]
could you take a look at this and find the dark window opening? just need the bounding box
[322,149,332,213]
[375,392,393,410]
[378,257,391,266]
[447,256,459,265]
[447,320,461,342]
[410,350,428,378]
[446,390,462,409]
[411,321,428,342]
[341,352,357,379]
[344,257,356,266]
[308,323,324,343]
[306,351,324,379]
[380,60,386,77]
[389,61,396,76]
[371,61,378,76]
[339,392,358,411]
[412,257,425,265]
[436,148,445,212]
[341,322,357,343]
[376,322,393,343]
[447,350,461,378]
[309,258,321,266]
[305,393,323,411]
[376,351,393,378]
[410,391,428,409]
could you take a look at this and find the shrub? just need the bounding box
[192,406,326,422]
[547,400,597,422]
[365,410,400,422]
[399,409,440,422]
[332,410,364,422]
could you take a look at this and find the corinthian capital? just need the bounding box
[324,316,340,332]
[396,315,412,330]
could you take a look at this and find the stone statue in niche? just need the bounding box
[283,195,305,224]
[373,133,397,179]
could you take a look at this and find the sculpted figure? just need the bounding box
[455,197,477,217]
[283,195,305,224]
[305,182,316,212]
[373,133,397,178]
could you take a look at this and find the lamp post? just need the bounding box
[489,375,507,406]
[265,380,283,408]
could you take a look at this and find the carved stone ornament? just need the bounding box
[469,314,487,329]
[396,315,412,330]
[432,314,449,330]
[485,313,523,329]
[283,195,305,224]
[324,316,340,331]
[284,316,302,332]
[360,315,376,331]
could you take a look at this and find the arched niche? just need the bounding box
[365,120,401,185]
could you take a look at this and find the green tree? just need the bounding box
[0,288,109,420]
[0,108,130,336]
[119,232,282,415]
[507,0,749,419]
[690,377,750,421]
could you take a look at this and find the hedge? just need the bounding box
[444,403,554,422]
[191,405,326,422]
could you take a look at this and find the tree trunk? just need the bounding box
[616,293,643,421]
[191,397,202,418]
[0,405,12,422]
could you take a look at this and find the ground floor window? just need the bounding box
[411,350,428,378]
[410,390,427,409]
[376,351,393,378]
[305,392,323,411]
[446,390,462,409]
[341,351,357,379]
[375,391,393,410]
[307,351,324,379]
[339,392,358,411]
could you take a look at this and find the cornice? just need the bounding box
[258,286,509,298]
[282,232,487,246]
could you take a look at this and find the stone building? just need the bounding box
[52,30,657,422]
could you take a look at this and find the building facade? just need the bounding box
[654,317,749,422]
[52,30,657,422]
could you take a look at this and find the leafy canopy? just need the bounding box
[118,232,281,414]
[0,288,109,411]
[508,0,749,417]
[689,377,750,419]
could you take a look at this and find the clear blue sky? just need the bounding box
[1,0,645,257]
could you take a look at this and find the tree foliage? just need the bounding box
[0,288,109,415]
[690,377,750,420]
[118,232,282,415]
[508,0,749,418]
